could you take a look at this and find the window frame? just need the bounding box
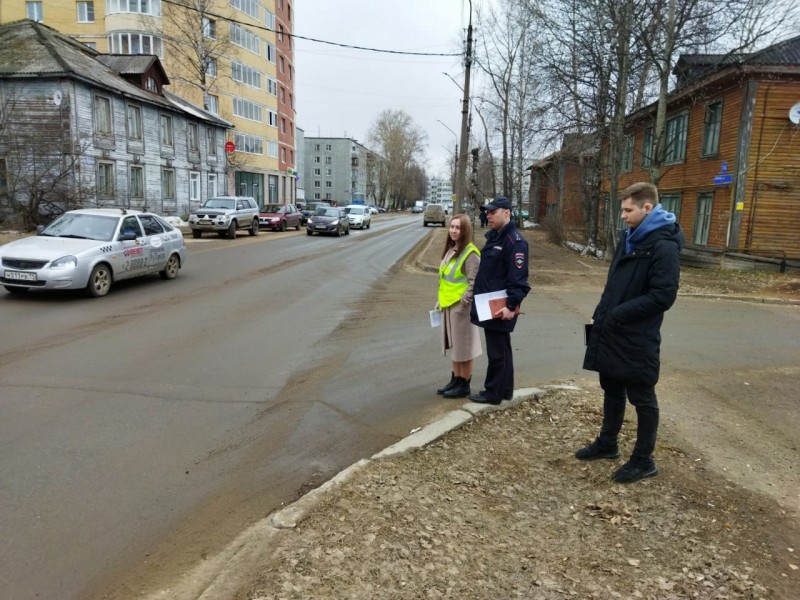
[664,112,689,165]
[189,171,201,202]
[161,167,176,199]
[159,114,174,148]
[26,1,43,21]
[97,162,115,198]
[127,103,143,141]
[77,1,95,23]
[206,127,217,157]
[129,164,144,199]
[187,122,199,153]
[94,94,113,135]
[701,100,723,158]
[621,133,633,172]
[659,192,682,221]
[693,192,713,246]
[641,126,653,168]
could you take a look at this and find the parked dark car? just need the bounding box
[259,204,303,231]
[306,207,350,237]
[301,201,332,221]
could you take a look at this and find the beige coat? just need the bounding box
[440,249,482,361]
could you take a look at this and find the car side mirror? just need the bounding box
[36,225,45,235]
[119,231,137,241]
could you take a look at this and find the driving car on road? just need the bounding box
[306,206,350,237]
[344,205,372,229]
[0,208,186,297]
[423,203,446,227]
[187,195,259,239]
[259,204,303,231]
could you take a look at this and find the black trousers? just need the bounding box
[597,373,659,464]
[483,328,513,401]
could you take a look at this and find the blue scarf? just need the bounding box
[625,204,676,254]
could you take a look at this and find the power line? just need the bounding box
[160,0,462,57]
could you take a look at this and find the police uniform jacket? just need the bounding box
[583,223,684,386]
[470,221,530,333]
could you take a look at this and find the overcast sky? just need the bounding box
[294,1,488,179]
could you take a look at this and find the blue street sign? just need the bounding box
[714,174,732,186]
[721,162,728,174]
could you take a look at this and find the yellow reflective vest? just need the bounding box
[438,242,480,308]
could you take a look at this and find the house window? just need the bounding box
[97,162,115,197]
[145,77,158,92]
[621,134,633,172]
[189,171,200,202]
[693,192,712,246]
[188,122,199,153]
[107,32,163,57]
[160,115,173,147]
[314,143,320,151]
[230,23,260,55]
[325,168,332,176]
[265,9,275,29]
[313,156,320,163]
[313,168,320,176]
[161,168,175,199]
[206,94,219,114]
[77,1,95,22]
[206,127,217,156]
[279,56,285,73]
[325,181,333,188]
[208,173,217,196]
[127,104,142,141]
[231,61,262,89]
[26,2,43,21]
[641,126,653,168]
[233,97,263,122]
[94,95,112,135]
[659,192,681,220]
[325,156,332,165]
[234,132,264,154]
[266,43,276,63]
[230,0,259,20]
[202,17,216,38]
[206,58,217,77]
[107,0,160,16]
[267,77,277,95]
[280,87,285,104]
[267,140,279,157]
[702,101,722,157]
[325,144,332,151]
[280,118,286,133]
[267,109,278,127]
[281,147,286,161]
[313,180,320,189]
[278,24,284,41]
[129,165,144,198]
[664,113,688,164]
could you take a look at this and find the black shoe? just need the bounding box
[503,392,513,400]
[436,372,457,395]
[575,440,620,461]
[443,377,470,398]
[612,460,658,483]
[468,392,501,405]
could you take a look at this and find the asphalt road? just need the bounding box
[2,217,798,599]
[0,215,432,600]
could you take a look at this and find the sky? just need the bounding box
[294,1,489,179]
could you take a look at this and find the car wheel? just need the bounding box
[367,221,371,229]
[159,254,180,280]
[423,221,428,227]
[307,229,313,236]
[4,285,28,294]
[280,221,287,232]
[192,229,202,239]
[86,263,112,298]
[249,219,259,236]
[296,221,301,231]
[227,221,237,239]
[336,225,342,237]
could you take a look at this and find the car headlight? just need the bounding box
[331,219,339,225]
[51,255,77,269]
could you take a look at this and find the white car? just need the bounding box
[0,208,186,298]
[344,205,372,229]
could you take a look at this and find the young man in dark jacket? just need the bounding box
[579,182,684,483]
[469,197,530,405]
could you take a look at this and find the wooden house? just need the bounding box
[0,20,232,225]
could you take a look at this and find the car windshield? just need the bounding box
[202,198,235,210]
[346,207,364,215]
[40,213,118,242]
[316,208,339,217]
[262,204,283,213]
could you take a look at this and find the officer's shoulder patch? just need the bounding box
[515,252,525,268]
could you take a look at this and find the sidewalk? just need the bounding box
[145,227,796,600]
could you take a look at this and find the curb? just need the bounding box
[151,385,564,600]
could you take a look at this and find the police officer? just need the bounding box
[469,197,530,405]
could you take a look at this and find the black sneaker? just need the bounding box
[574,440,620,461]
[611,460,658,483]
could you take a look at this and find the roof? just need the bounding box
[0,20,229,129]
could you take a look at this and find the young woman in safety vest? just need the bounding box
[435,214,482,398]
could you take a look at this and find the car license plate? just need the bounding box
[316,225,326,230]
[5,270,37,282]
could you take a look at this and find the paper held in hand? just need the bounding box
[474,290,510,321]
[429,309,442,327]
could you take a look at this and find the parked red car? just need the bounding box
[259,204,304,231]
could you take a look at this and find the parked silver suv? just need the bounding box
[188,196,260,239]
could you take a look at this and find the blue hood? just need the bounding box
[625,204,676,254]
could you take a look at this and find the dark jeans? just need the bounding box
[483,329,513,401]
[597,373,659,464]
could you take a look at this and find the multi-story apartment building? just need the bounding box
[427,177,453,205]
[303,137,383,206]
[0,0,296,207]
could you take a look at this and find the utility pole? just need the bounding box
[454,1,473,216]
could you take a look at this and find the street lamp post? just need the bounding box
[436,119,458,196]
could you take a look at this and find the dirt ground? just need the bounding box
[2,226,798,600]
[219,227,798,600]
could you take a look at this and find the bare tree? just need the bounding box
[368,109,427,210]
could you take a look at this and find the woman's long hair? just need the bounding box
[441,214,473,259]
